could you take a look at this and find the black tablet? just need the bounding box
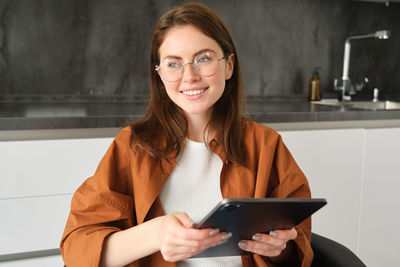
[191,198,327,258]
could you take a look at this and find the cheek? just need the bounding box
[163,80,180,97]
[209,71,227,93]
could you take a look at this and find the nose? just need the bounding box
[181,63,200,82]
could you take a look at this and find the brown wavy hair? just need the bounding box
[130,2,246,164]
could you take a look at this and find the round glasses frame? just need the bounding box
[155,53,227,82]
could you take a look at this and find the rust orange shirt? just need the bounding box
[60,120,313,266]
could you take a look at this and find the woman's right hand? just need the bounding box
[157,212,232,262]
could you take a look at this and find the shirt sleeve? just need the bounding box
[60,128,136,266]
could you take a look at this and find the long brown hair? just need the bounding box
[130,2,246,164]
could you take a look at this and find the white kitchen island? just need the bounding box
[1,119,399,266]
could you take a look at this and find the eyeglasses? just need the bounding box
[155,51,226,82]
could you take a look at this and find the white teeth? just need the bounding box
[182,88,206,96]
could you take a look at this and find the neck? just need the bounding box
[185,112,213,143]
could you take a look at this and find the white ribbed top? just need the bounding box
[159,139,242,267]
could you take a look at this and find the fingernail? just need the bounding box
[238,241,248,249]
[209,228,220,236]
[219,238,229,245]
[221,232,232,240]
[269,230,279,237]
[187,221,196,227]
[252,234,262,241]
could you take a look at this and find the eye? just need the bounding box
[167,62,179,68]
[165,60,181,69]
[197,55,211,64]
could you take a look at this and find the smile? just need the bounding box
[181,88,208,96]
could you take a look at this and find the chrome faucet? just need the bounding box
[334,30,390,101]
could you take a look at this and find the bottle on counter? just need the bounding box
[309,67,321,101]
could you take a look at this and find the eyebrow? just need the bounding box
[163,48,216,61]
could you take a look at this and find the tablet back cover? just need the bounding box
[192,198,326,258]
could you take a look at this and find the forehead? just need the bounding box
[158,25,223,59]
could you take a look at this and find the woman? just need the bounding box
[60,2,313,266]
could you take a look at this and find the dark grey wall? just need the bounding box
[0,0,399,100]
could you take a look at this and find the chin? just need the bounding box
[184,106,211,116]
[186,109,207,115]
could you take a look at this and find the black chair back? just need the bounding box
[311,232,366,267]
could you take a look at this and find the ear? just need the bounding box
[155,66,161,77]
[225,53,235,80]
[155,66,165,84]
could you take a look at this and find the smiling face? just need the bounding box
[157,25,234,121]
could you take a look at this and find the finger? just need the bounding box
[162,249,194,262]
[198,232,232,249]
[162,232,232,261]
[251,233,286,248]
[175,230,232,251]
[167,213,212,241]
[185,237,229,258]
[270,228,297,241]
[160,238,207,261]
[171,212,196,228]
[167,234,204,247]
[176,226,225,241]
[165,238,219,259]
[238,240,283,257]
[170,246,208,260]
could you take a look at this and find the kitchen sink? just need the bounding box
[312,100,400,110]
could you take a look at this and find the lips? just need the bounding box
[180,87,208,96]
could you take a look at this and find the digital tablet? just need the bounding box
[191,198,327,258]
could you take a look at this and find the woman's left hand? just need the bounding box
[238,228,297,258]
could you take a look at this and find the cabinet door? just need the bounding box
[0,255,63,267]
[358,127,400,267]
[0,137,113,199]
[0,137,113,260]
[279,128,365,253]
[0,195,71,255]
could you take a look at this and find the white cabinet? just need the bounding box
[358,128,400,267]
[278,126,400,267]
[0,138,113,199]
[0,195,71,255]
[279,129,365,253]
[0,137,113,262]
[0,255,63,267]
[1,126,399,266]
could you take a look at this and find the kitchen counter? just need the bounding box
[1,99,400,132]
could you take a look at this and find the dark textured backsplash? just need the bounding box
[0,0,399,101]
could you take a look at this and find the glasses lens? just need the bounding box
[160,58,183,82]
[158,51,223,82]
[194,51,218,77]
